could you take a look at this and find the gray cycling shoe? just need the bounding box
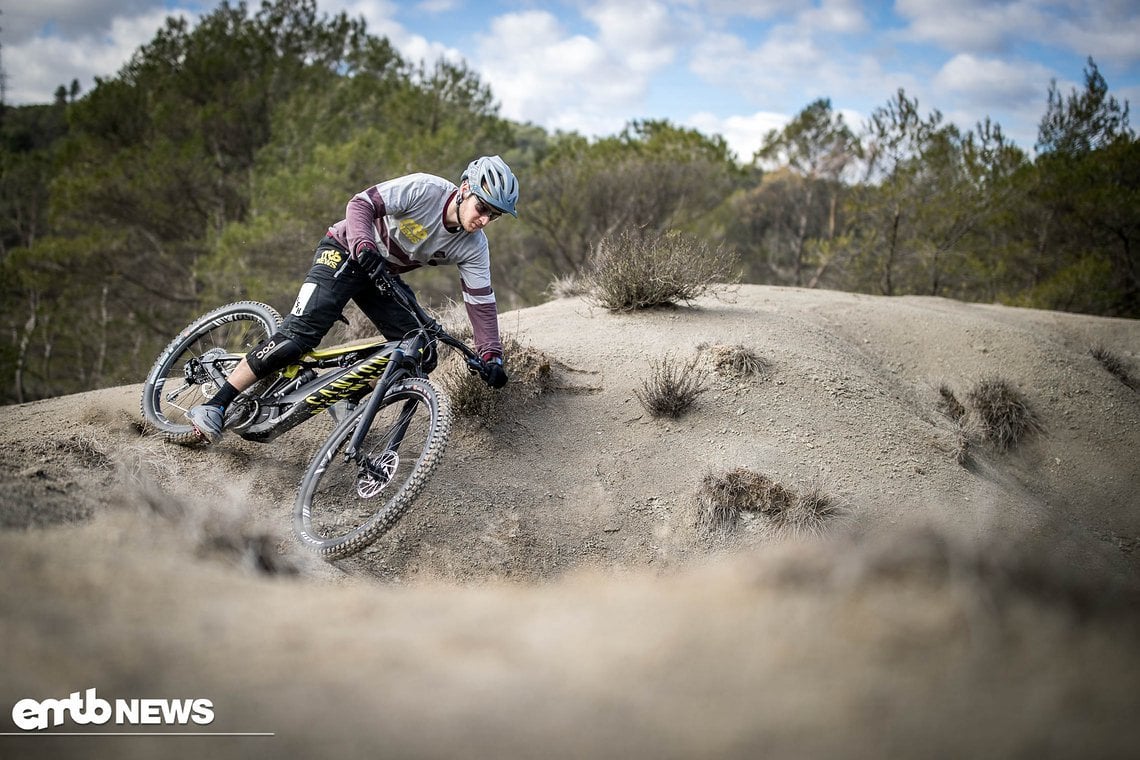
[187,404,226,444]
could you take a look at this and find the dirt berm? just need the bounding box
[2,285,1138,758]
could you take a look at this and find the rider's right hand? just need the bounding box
[357,244,388,280]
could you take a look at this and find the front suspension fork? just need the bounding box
[344,349,417,463]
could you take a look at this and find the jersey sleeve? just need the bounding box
[457,249,503,360]
[344,185,387,258]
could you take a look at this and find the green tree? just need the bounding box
[515,120,742,295]
[750,98,858,286]
[842,89,944,294]
[1030,58,1137,315]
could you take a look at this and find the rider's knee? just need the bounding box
[247,331,305,377]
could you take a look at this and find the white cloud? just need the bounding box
[1045,4,1140,66]
[688,18,905,123]
[475,11,615,134]
[687,109,789,162]
[584,1,679,75]
[415,0,458,12]
[688,0,808,21]
[474,6,679,137]
[2,0,161,39]
[801,0,867,34]
[934,53,1053,109]
[322,0,461,66]
[3,8,185,104]
[894,0,1045,54]
[691,28,824,102]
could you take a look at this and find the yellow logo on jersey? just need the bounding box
[399,219,429,244]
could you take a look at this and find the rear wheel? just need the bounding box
[140,301,280,442]
[294,378,451,559]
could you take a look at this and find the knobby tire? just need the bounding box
[140,301,281,443]
[293,377,452,559]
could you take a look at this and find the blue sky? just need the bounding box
[3,1,1138,160]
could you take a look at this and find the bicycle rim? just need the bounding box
[294,378,451,559]
[142,304,277,435]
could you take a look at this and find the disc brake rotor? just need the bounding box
[356,450,399,499]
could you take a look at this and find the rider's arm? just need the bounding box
[457,252,503,361]
[463,282,503,362]
[344,186,388,259]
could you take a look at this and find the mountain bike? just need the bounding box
[140,273,490,559]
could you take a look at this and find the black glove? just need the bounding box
[481,356,508,389]
[357,244,388,280]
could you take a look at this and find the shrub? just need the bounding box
[635,353,707,418]
[774,484,845,539]
[1090,345,1138,391]
[587,228,739,311]
[696,468,843,538]
[966,376,1042,451]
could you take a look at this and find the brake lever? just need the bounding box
[372,273,393,295]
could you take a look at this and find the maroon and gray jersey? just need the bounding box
[327,173,502,359]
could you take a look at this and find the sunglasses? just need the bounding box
[473,197,502,221]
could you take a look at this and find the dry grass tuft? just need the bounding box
[635,353,708,418]
[708,344,770,378]
[966,376,1042,451]
[697,468,844,538]
[936,384,974,466]
[937,383,967,422]
[546,273,591,300]
[56,428,115,470]
[586,229,739,312]
[1090,345,1138,391]
[953,424,971,467]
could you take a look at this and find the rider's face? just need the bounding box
[460,185,501,232]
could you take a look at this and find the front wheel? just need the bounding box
[294,378,452,559]
[140,301,281,441]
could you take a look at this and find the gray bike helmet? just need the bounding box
[462,155,519,217]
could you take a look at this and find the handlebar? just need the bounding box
[373,271,483,368]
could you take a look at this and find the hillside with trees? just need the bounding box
[1,0,1136,404]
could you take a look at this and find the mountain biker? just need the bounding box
[186,155,517,444]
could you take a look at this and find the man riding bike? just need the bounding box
[186,155,518,444]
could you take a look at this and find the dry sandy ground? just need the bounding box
[2,285,1139,759]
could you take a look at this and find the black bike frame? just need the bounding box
[234,273,480,447]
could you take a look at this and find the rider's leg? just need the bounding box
[198,356,259,410]
[190,239,367,441]
[353,275,438,371]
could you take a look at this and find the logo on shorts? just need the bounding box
[316,249,343,269]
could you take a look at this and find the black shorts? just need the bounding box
[279,236,421,351]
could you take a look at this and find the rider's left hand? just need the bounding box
[481,356,508,389]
